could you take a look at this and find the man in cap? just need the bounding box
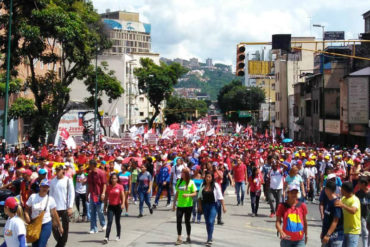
[31,168,47,194]
[19,169,33,207]
[49,164,75,247]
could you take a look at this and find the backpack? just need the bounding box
[278,201,305,241]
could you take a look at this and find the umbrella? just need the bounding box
[282,138,293,143]
[122,157,143,167]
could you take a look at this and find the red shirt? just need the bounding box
[248,174,263,192]
[87,168,107,203]
[232,164,246,183]
[334,169,346,181]
[107,184,124,206]
[276,202,308,241]
[20,180,32,207]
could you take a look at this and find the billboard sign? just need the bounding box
[324,31,345,40]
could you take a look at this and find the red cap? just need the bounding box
[354,158,361,163]
[5,197,18,210]
[297,160,303,165]
[23,169,32,176]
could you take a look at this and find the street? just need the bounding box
[41,190,323,247]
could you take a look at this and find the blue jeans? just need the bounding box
[202,202,218,242]
[154,183,171,205]
[86,200,90,220]
[89,198,106,232]
[138,189,151,214]
[280,237,305,247]
[131,182,137,201]
[235,181,246,204]
[32,221,52,247]
[343,234,360,247]
[361,217,368,247]
[321,239,343,247]
[192,196,202,221]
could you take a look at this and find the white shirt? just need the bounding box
[26,194,56,224]
[4,215,26,247]
[269,169,284,190]
[171,164,186,183]
[49,176,75,210]
[75,173,87,194]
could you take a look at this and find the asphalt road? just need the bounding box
[0,189,324,247]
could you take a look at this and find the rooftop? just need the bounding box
[349,67,370,76]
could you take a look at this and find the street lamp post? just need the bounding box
[2,0,13,155]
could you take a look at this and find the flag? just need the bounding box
[110,116,120,136]
[78,112,84,126]
[236,123,242,133]
[41,145,48,158]
[169,123,180,130]
[281,129,285,140]
[206,128,215,136]
[265,129,269,138]
[60,128,70,140]
[65,137,76,149]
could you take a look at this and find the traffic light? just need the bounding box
[236,45,246,76]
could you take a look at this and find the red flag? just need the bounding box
[144,125,148,134]
[41,145,48,158]
[60,128,70,140]
[169,123,180,130]
[265,129,269,138]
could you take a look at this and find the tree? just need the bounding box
[0,73,23,97]
[134,58,188,127]
[164,96,207,125]
[83,61,124,135]
[0,0,111,146]
[217,80,265,123]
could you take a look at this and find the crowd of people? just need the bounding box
[0,125,368,247]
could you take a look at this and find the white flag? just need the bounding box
[110,116,120,137]
[206,128,215,136]
[281,129,285,140]
[65,137,76,149]
[236,123,242,133]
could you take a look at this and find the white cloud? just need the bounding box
[92,0,367,66]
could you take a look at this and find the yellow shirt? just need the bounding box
[341,195,361,234]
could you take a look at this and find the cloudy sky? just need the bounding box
[92,0,368,66]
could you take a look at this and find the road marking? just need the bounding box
[244,222,276,233]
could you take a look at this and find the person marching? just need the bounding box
[136,163,154,217]
[276,184,308,247]
[1,197,26,247]
[103,173,125,244]
[198,171,226,246]
[172,167,197,245]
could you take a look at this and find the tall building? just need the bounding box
[364,10,370,33]
[100,10,151,54]
[206,58,213,67]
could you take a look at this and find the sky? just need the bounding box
[92,0,369,66]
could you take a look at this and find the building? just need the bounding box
[100,10,151,54]
[206,58,213,68]
[255,77,276,127]
[273,37,316,139]
[364,10,370,33]
[341,67,370,147]
[189,58,199,68]
[69,52,163,135]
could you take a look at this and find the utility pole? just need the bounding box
[2,0,13,155]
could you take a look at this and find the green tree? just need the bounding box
[134,58,188,127]
[0,73,23,97]
[217,80,265,123]
[164,96,207,125]
[0,0,111,146]
[83,61,124,135]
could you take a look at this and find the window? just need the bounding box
[271,83,275,90]
[139,112,144,116]
[306,100,312,117]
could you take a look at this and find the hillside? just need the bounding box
[176,64,237,100]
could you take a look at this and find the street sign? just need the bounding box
[238,111,251,118]
[324,31,345,40]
